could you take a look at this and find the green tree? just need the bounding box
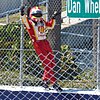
[60,45,82,80]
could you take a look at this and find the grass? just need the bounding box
[0,13,20,24]
[0,70,41,86]
[0,69,96,90]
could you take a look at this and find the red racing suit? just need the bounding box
[22,15,56,84]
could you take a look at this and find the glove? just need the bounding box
[20,6,25,16]
[27,7,31,17]
[52,11,60,19]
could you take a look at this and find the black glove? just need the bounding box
[52,11,60,19]
[20,6,25,16]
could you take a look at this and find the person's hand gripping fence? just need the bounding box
[51,11,61,19]
[20,6,25,16]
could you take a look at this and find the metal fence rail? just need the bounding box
[0,0,100,99]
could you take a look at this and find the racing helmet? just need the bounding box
[29,6,43,20]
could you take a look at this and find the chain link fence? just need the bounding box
[0,0,100,99]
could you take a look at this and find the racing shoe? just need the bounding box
[42,81,50,90]
[53,82,63,92]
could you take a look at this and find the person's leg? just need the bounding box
[34,41,63,91]
[39,53,56,84]
[33,41,56,83]
[46,52,56,84]
[45,41,63,91]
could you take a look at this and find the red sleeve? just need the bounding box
[45,19,56,28]
[22,15,36,42]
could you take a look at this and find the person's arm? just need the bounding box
[20,6,36,42]
[21,6,31,29]
[45,11,60,29]
[45,19,56,29]
[21,15,31,29]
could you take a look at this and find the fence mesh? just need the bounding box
[0,0,100,100]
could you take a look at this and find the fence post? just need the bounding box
[93,20,98,81]
[6,13,9,24]
[48,0,61,50]
[97,19,100,91]
[19,0,39,87]
[19,0,24,87]
[46,0,48,21]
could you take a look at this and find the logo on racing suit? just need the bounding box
[38,26,44,33]
[37,20,45,33]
